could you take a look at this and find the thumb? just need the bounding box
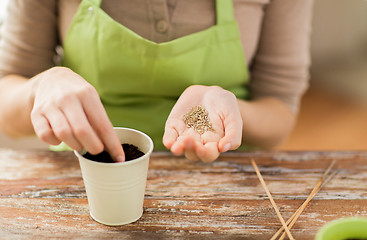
[218,114,243,152]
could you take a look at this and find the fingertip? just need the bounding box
[183,136,196,150]
[112,149,125,162]
[163,138,174,150]
[90,141,105,155]
[184,150,200,161]
[171,135,197,156]
[196,142,220,163]
[116,155,125,162]
[220,119,242,151]
[163,128,179,149]
[46,138,62,146]
[219,136,241,152]
[109,142,125,162]
[170,141,184,156]
[221,143,231,153]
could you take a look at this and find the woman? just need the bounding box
[0,0,312,162]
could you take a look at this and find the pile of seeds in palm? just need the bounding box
[183,105,215,135]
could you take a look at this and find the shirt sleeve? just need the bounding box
[248,0,313,113]
[0,0,58,79]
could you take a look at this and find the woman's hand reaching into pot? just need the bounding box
[163,85,243,162]
[30,67,125,162]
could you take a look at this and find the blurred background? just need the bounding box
[0,0,366,150]
[278,0,367,150]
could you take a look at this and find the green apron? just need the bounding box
[62,0,249,150]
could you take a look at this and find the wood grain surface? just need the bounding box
[0,149,366,239]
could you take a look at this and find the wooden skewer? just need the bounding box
[277,171,337,240]
[271,160,337,240]
[320,170,339,188]
[273,161,337,240]
[271,172,337,240]
[270,182,321,240]
[250,159,295,240]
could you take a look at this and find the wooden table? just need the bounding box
[0,149,366,239]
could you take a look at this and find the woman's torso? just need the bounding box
[61,0,252,150]
[57,0,270,66]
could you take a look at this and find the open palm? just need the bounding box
[163,85,243,162]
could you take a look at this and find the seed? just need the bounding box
[183,105,215,135]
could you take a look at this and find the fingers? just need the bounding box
[164,118,192,156]
[169,132,220,162]
[165,115,241,162]
[182,137,200,161]
[80,89,125,162]
[42,108,83,151]
[163,127,179,150]
[31,112,61,145]
[192,130,221,162]
[105,136,125,162]
[167,118,241,162]
[170,136,187,156]
[32,91,106,154]
[169,127,199,158]
[170,136,200,161]
[60,98,104,155]
[177,139,220,163]
[195,142,220,163]
[185,151,200,162]
[31,68,124,162]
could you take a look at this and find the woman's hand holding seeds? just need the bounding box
[163,85,243,162]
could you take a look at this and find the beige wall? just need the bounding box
[310,0,367,102]
[311,0,367,65]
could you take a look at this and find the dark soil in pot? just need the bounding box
[83,144,144,163]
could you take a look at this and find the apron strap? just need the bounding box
[216,0,235,24]
[88,0,102,7]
